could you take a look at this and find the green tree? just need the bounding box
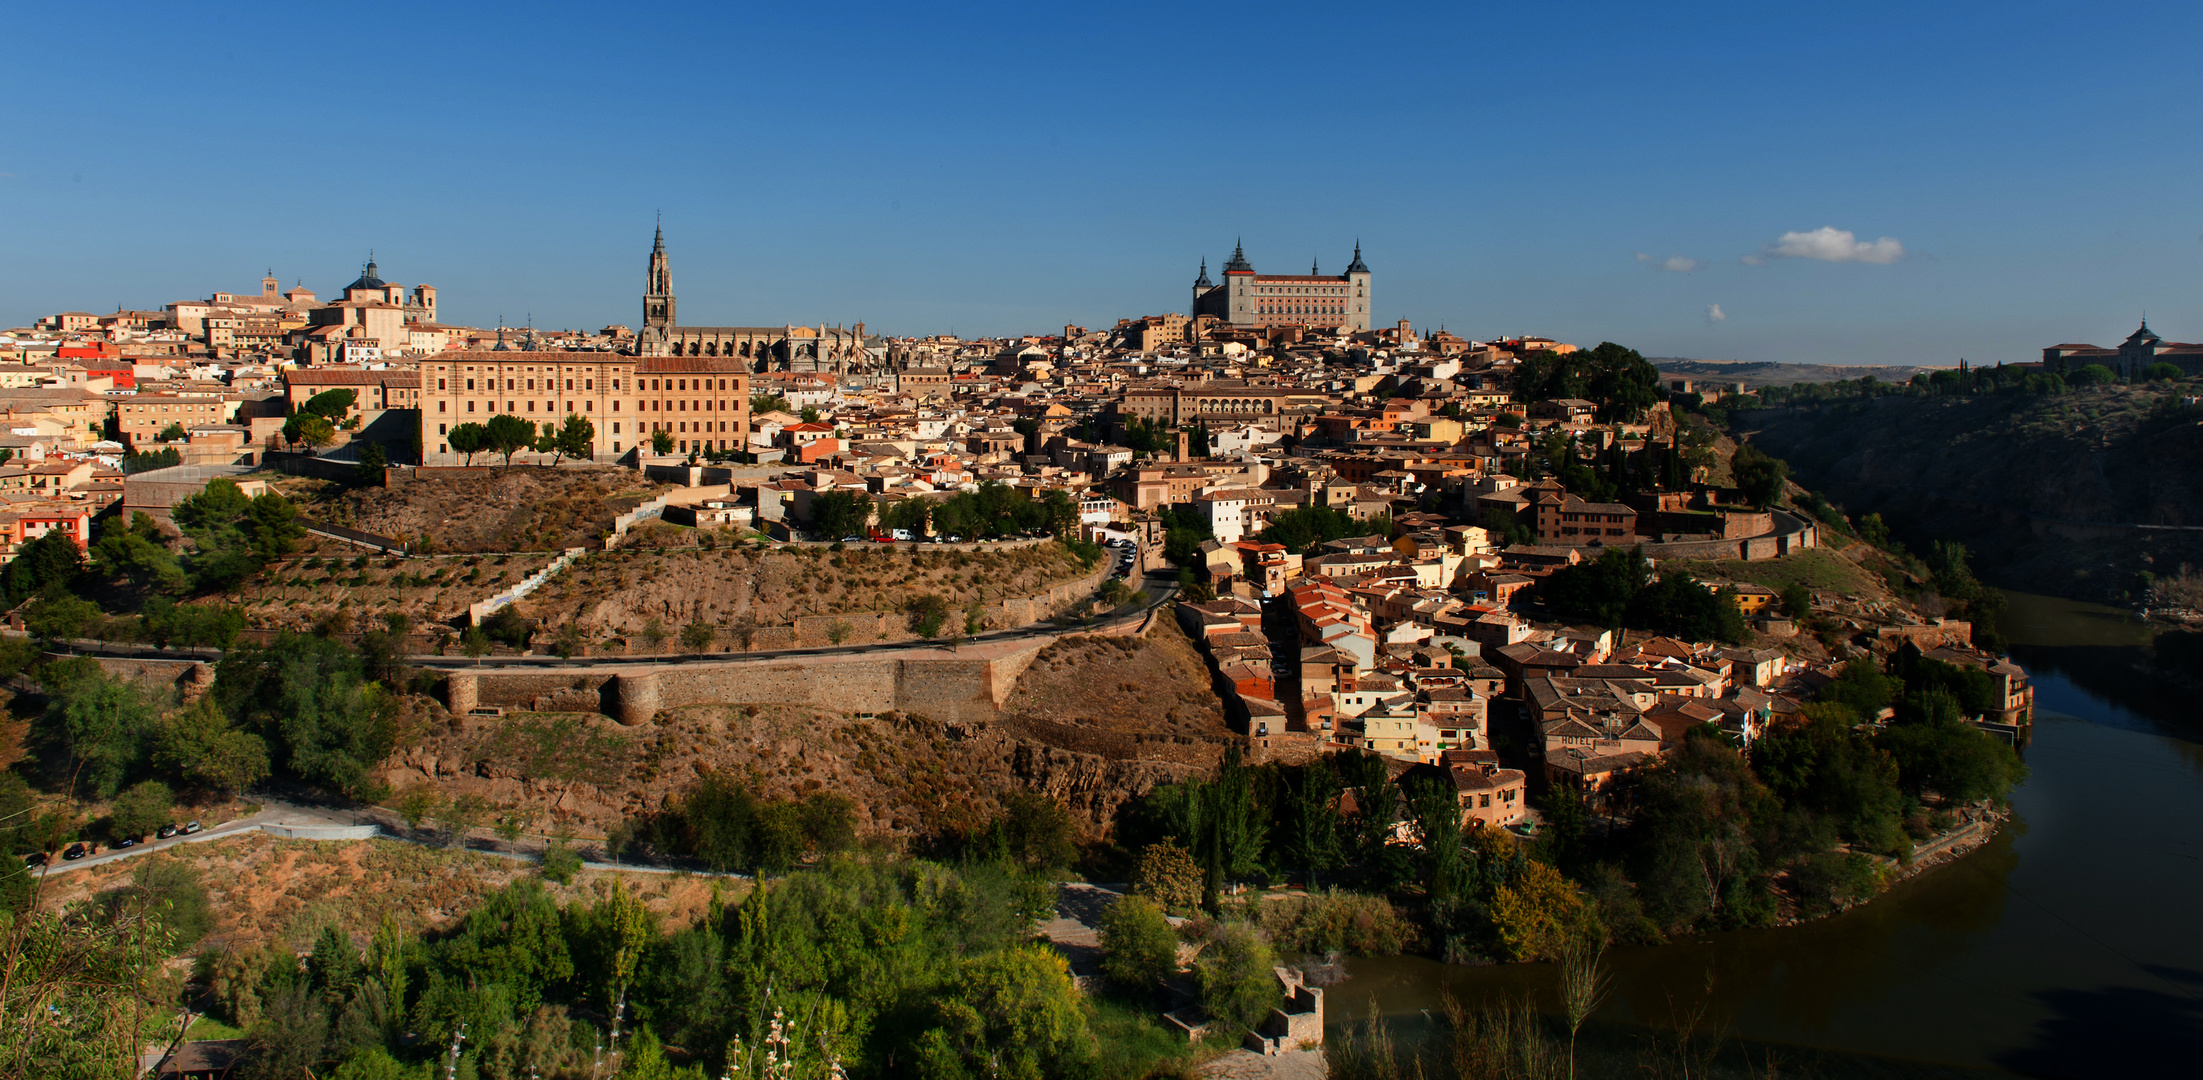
[212,634,398,798]
[23,594,96,646]
[301,388,358,421]
[92,511,183,594]
[106,780,173,840]
[1489,860,1593,962]
[283,411,336,451]
[919,946,1094,1080]
[351,440,387,485]
[1192,921,1281,1030]
[156,421,187,442]
[5,530,85,603]
[807,489,870,539]
[536,413,596,465]
[678,621,715,654]
[1133,838,1202,913]
[153,696,270,795]
[40,659,157,798]
[1731,442,1789,508]
[1097,895,1178,994]
[649,428,674,455]
[483,414,537,467]
[749,393,789,414]
[446,421,489,465]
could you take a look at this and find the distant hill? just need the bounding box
[1651,357,1942,388]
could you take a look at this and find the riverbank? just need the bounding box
[1326,597,2203,1078]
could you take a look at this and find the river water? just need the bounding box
[1333,592,2203,1077]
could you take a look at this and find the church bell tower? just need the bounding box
[642,221,676,354]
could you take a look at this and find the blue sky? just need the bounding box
[5,1,2199,365]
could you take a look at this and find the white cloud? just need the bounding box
[1636,252,1701,273]
[1762,226,1905,264]
[1707,303,1726,323]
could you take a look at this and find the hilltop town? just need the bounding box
[2,234,2063,1079]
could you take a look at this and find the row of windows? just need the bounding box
[439,398,743,415]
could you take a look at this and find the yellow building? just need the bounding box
[420,350,747,463]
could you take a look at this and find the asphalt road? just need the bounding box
[26,795,363,879]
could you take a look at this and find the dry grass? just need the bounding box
[34,833,731,955]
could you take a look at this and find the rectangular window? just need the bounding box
[613,401,621,411]
[467,401,476,412]
[438,423,447,434]
[438,401,446,412]
[527,401,536,412]
[585,400,593,412]
[565,379,574,391]
[613,423,620,434]
[585,379,593,390]
[438,378,447,390]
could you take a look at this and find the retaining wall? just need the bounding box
[443,640,1049,726]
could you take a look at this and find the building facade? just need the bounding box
[1191,241,1371,332]
[418,350,748,463]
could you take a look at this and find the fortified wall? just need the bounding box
[439,638,1053,726]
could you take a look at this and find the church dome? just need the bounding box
[346,256,386,292]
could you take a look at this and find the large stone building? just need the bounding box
[636,226,869,372]
[2043,320,2203,379]
[418,350,747,463]
[1191,241,1371,332]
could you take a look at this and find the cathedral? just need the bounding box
[636,225,873,373]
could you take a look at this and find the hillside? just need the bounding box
[271,467,669,552]
[37,835,723,958]
[524,541,1096,642]
[1739,385,2203,604]
[378,621,1230,842]
[1655,358,1941,388]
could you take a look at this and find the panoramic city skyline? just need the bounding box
[6,2,2202,364]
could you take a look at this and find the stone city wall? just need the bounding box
[441,640,1049,726]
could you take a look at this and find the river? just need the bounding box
[1332,591,2203,1077]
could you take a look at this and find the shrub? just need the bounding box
[1097,894,1179,994]
[540,844,584,884]
[1251,889,1417,955]
[1133,839,1202,914]
[1193,921,1281,1031]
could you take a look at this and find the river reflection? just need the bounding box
[1331,593,2203,1077]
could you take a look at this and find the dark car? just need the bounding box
[157,824,178,839]
[22,852,45,867]
[114,836,138,849]
[62,843,86,861]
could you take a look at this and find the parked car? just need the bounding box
[181,821,203,834]
[838,536,866,544]
[22,852,45,867]
[114,836,138,849]
[157,824,178,839]
[62,843,86,861]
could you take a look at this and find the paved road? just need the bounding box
[26,795,363,879]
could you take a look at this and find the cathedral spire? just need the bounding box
[1346,240,1369,274]
[1194,258,1212,289]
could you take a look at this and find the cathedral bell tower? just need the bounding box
[642,221,677,355]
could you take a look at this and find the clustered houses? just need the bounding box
[2,233,2029,769]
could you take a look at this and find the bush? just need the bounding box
[1250,889,1417,955]
[1789,851,1884,917]
[1133,839,1202,913]
[540,843,583,884]
[107,779,174,840]
[1193,921,1281,1030]
[1097,895,1179,994]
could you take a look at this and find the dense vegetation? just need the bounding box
[1539,546,1750,644]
